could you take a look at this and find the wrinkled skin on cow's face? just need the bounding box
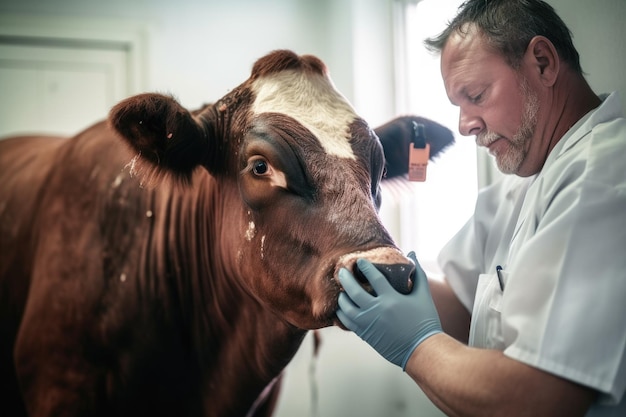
[0,49,453,417]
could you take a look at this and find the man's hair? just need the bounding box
[424,0,582,74]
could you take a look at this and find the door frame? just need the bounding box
[0,14,148,95]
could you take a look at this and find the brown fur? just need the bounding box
[0,50,453,417]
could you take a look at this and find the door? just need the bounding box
[0,38,130,138]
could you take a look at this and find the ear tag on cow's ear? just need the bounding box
[408,122,430,182]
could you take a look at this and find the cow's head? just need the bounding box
[109,50,453,330]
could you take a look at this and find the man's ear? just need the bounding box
[525,35,560,87]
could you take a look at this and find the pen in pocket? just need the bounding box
[496,265,505,291]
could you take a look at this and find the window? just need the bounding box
[380,0,477,275]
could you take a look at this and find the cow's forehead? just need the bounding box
[250,70,358,159]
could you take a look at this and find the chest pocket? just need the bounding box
[469,272,507,350]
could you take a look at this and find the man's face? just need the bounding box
[441,26,543,177]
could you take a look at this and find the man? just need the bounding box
[336,0,625,416]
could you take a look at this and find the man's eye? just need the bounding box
[469,92,483,104]
[252,159,270,175]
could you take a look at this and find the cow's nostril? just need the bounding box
[372,262,415,295]
[352,263,376,295]
[352,261,415,295]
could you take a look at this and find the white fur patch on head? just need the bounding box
[251,70,357,159]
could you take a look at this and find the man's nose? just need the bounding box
[459,107,484,136]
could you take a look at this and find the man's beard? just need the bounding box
[478,77,539,174]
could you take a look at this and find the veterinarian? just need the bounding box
[336,0,626,415]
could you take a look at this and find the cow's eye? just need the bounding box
[252,159,270,176]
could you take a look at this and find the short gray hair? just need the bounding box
[424,0,582,74]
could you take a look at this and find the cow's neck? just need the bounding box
[142,173,307,414]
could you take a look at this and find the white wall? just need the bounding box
[0,0,330,109]
[0,0,399,123]
[548,0,626,100]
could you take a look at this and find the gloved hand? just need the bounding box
[336,252,442,370]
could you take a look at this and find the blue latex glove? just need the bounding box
[336,252,442,369]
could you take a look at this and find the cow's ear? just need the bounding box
[374,116,455,179]
[109,93,210,182]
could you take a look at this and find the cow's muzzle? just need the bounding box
[337,248,416,295]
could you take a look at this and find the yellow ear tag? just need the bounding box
[408,142,430,182]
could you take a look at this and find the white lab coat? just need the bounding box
[438,92,626,416]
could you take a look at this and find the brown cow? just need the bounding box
[0,49,453,417]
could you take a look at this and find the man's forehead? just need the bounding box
[250,70,358,160]
[442,24,487,63]
[441,28,504,81]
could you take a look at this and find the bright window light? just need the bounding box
[380,0,477,275]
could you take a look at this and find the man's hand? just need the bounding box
[336,252,442,369]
